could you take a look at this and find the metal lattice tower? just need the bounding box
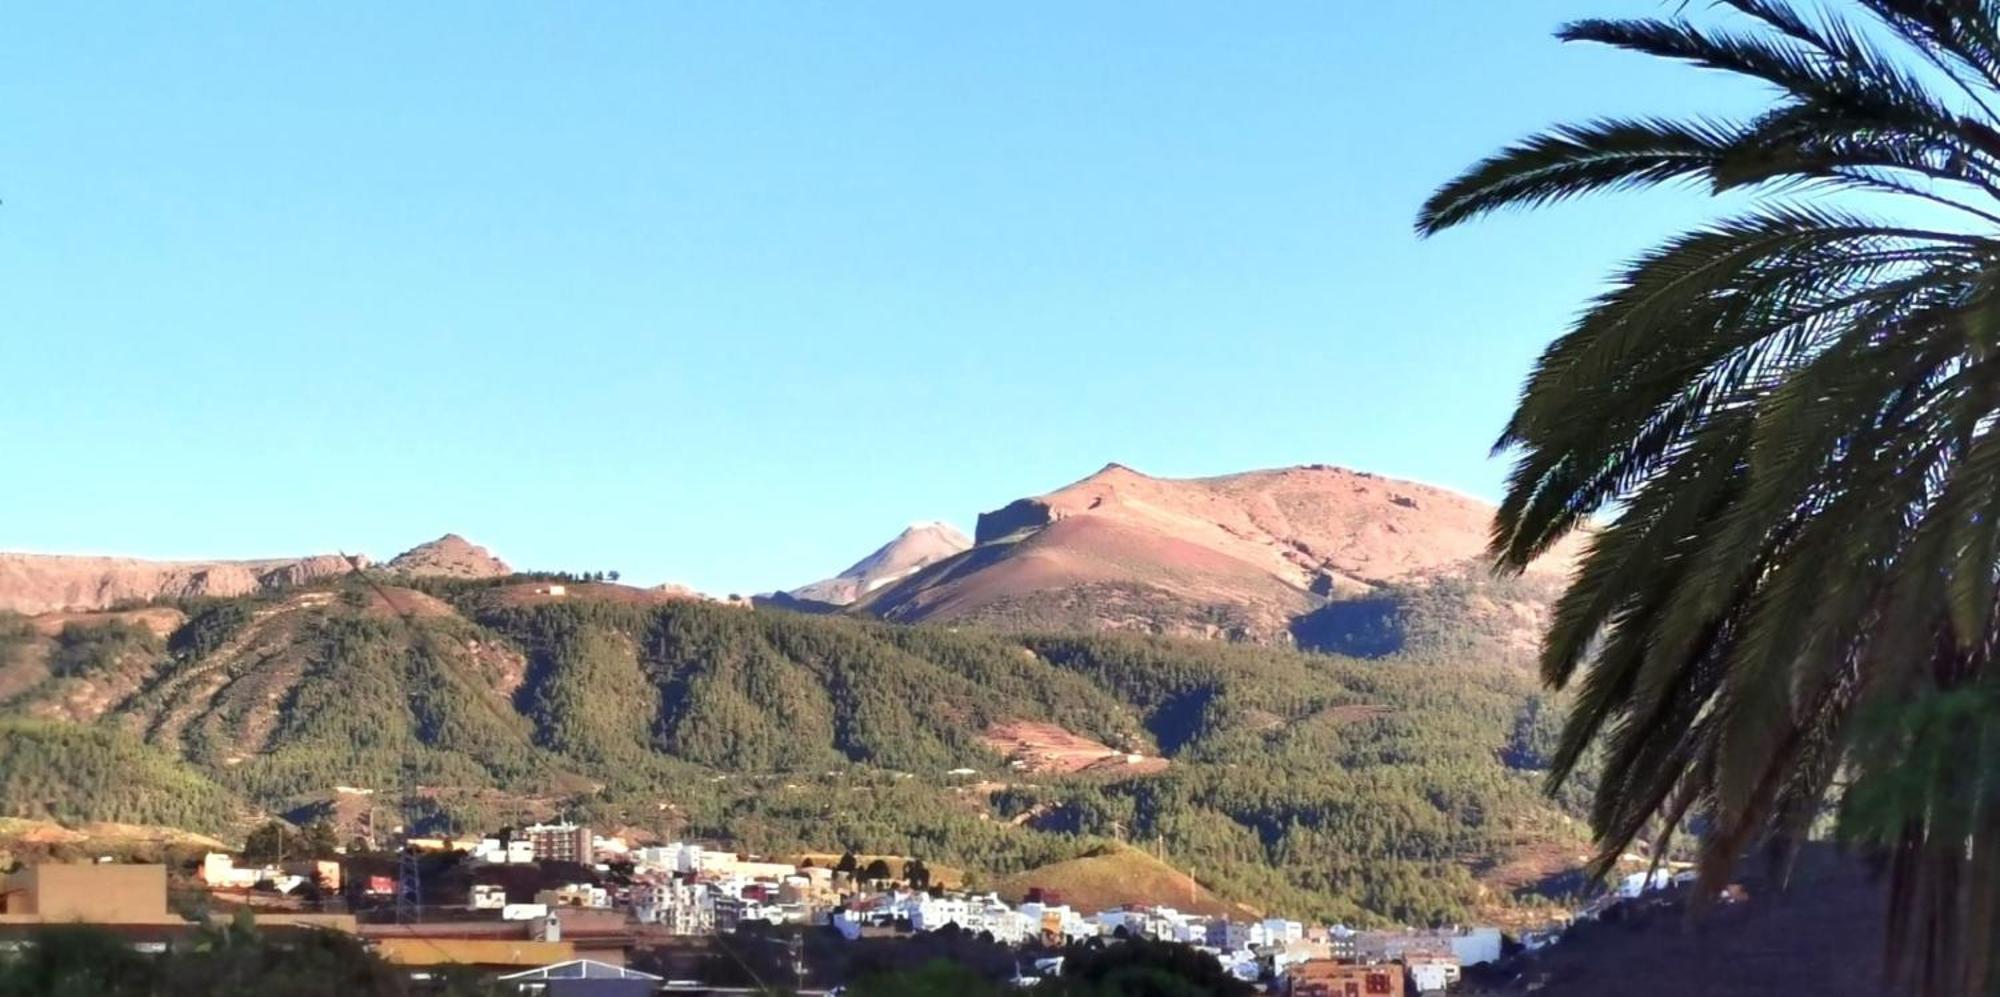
[395,847,422,924]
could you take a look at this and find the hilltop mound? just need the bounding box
[993,845,1250,918]
[791,522,973,606]
[857,463,1580,651]
[0,552,363,615]
[384,534,511,579]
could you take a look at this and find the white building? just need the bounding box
[471,884,507,910]
[1449,926,1503,966]
[634,879,715,936]
[1618,869,1673,899]
[1407,956,1462,993]
[908,895,970,933]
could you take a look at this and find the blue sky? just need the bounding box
[2,2,1760,593]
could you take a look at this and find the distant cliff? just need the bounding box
[0,552,364,614]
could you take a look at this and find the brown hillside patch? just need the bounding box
[983,720,1166,775]
[994,845,1254,918]
[0,817,229,851]
[363,586,457,619]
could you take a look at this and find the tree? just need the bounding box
[303,820,339,859]
[836,850,859,877]
[242,821,299,864]
[862,858,893,884]
[1418,3,2000,993]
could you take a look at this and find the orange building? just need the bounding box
[1290,960,1404,997]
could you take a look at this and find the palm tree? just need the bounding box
[1418,3,2000,993]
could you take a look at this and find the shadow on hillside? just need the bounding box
[1288,598,1404,658]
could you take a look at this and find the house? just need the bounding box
[536,884,610,909]
[1289,960,1404,997]
[497,959,661,997]
[695,851,797,881]
[283,859,342,892]
[0,863,184,925]
[525,823,593,864]
[198,853,267,890]
[632,879,713,936]
[1405,955,1461,993]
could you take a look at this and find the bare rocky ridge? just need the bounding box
[0,532,510,614]
[383,533,512,579]
[789,521,973,606]
[0,552,365,615]
[856,462,1585,650]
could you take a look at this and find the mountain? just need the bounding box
[383,533,512,579]
[0,534,511,615]
[790,522,973,606]
[0,552,365,615]
[855,463,1581,655]
[0,578,1588,925]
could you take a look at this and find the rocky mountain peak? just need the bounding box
[788,521,973,607]
[384,534,511,579]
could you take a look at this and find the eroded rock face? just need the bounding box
[383,534,511,579]
[0,552,368,614]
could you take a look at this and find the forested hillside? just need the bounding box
[0,577,1587,925]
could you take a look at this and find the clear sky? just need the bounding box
[2,2,1762,594]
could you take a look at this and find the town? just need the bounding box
[0,815,1714,994]
[0,817,1655,994]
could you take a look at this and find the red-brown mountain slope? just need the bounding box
[855,463,1582,649]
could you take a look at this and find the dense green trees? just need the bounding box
[47,621,160,679]
[0,720,244,834]
[1420,1,2000,990]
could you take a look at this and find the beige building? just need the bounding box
[0,863,184,925]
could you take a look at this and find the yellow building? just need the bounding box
[372,937,575,968]
[0,863,184,925]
